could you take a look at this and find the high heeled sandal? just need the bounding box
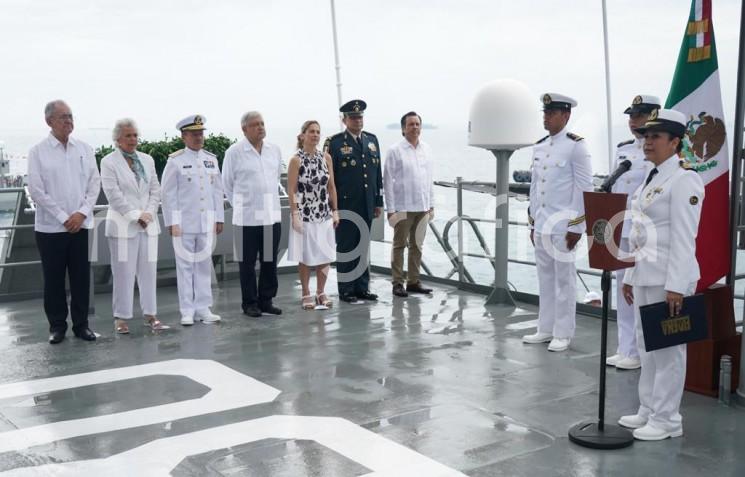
[301,295,315,310]
[316,293,332,309]
[144,316,164,330]
[115,319,130,334]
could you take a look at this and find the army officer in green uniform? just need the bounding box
[323,99,383,303]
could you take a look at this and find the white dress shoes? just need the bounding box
[522,332,553,344]
[606,354,622,366]
[547,337,570,352]
[196,308,221,324]
[633,424,683,441]
[615,355,641,370]
[180,313,195,326]
[618,414,647,429]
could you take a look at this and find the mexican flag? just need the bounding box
[666,0,729,290]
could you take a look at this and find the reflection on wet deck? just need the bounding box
[0,272,743,476]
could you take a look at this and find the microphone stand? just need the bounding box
[568,184,634,449]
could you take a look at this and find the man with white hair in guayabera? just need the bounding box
[27,100,101,344]
[222,111,284,318]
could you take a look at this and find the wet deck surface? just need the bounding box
[0,272,743,476]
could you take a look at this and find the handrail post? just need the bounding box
[456,177,464,284]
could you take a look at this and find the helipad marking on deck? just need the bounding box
[0,416,466,477]
[0,359,280,453]
[505,318,539,331]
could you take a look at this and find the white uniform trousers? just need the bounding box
[173,233,214,315]
[633,284,693,432]
[109,233,157,319]
[534,233,576,339]
[615,239,639,358]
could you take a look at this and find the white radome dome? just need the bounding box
[468,79,541,150]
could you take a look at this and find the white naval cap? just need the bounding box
[583,291,602,304]
[176,114,207,131]
[541,93,577,111]
[634,108,687,138]
[624,95,661,115]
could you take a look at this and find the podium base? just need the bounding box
[568,421,634,449]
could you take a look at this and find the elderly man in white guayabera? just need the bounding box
[523,93,594,353]
[222,111,284,318]
[27,100,101,344]
[100,118,162,334]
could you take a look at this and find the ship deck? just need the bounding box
[0,272,743,476]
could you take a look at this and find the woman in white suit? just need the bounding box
[619,109,704,441]
[101,119,162,333]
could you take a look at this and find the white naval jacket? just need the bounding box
[611,138,651,239]
[161,148,225,234]
[622,155,704,294]
[100,149,161,238]
[528,126,593,235]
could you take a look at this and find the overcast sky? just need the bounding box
[1,0,743,156]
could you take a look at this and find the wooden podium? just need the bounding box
[568,191,634,450]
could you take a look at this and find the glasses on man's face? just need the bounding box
[55,114,73,121]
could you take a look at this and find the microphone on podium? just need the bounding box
[599,160,632,193]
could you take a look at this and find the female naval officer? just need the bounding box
[618,108,704,441]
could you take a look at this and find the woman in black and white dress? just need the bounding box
[287,120,339,309]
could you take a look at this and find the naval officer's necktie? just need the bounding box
[644,168,658,187]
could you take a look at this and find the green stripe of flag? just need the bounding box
[665,0,719,108]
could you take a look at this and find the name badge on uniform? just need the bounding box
[340,145,353,155]
[368,143,377,152]
[203,160,215,169]
[182,165,192,169]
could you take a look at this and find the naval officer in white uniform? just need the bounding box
[607,95,660,370]
[523,93,593,352]
[161,115,225,325]
[618,109,704,441]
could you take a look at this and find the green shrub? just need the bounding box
[95,133,236,179]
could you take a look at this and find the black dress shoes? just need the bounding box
[243,304,262,317]
[392,284,409,297]
[356,291,378,301]
[74,328,96,341]
[340,292,360,304]
[406,282,433,294]
[260,303,283,315]
[48,330,65,344]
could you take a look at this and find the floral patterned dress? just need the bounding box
[289,149,336,265]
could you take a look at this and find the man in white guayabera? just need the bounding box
[27,100,101,344]
[222,111,283,318]
[523,93,593,352]
[384,111,434,298]
[161,115,224,326]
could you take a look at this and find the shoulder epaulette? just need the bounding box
[203,150,216,157]
[362,130,377,139]
[169,149,185,158]
[617,139,634,148]
[536,135,549,144]
[566,133,584,142]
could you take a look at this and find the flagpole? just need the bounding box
[601,0,614,173]
[729,0,745,406]
[330,0,344,131]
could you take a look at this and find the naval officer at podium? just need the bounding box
[618,109,704,441]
